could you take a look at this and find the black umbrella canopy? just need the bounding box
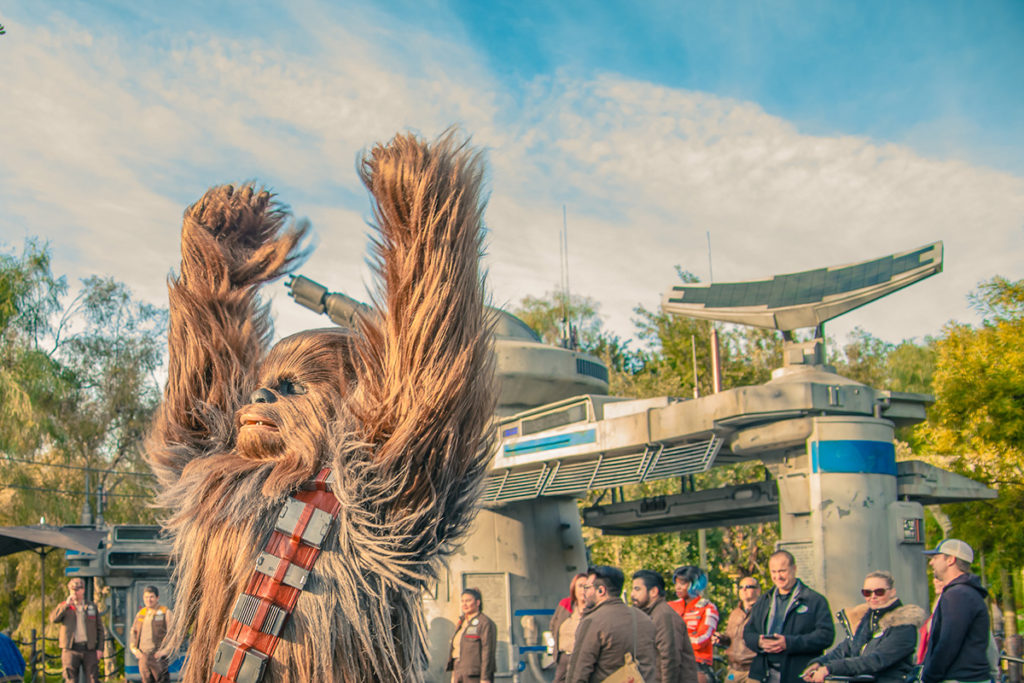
[0,525,106,557]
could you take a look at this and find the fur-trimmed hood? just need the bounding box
[879,604,928,630]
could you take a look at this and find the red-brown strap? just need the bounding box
[210,469,338,683]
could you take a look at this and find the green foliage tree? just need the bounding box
[0,241,167,639]
[914,276,1024,636]
[830,327,936,396]
[513,289,603,347]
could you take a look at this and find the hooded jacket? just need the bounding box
[812,601,927,683]
[922,573,991,683]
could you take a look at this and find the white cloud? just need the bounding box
[480,75,1024,344]
[1,8,1022,361]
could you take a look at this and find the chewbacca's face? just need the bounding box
[234,328,352,462]
[237,376,311,458]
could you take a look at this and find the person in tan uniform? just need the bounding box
[50,578,104,683]
[714,576,762,683]
[448,589,497,683]
[130,586,172,683]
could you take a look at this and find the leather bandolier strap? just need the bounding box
[210,468,338,683]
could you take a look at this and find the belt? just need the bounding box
[71,642,89,651]
[209,468,339,683]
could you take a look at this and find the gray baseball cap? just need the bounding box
[922,538,974,564]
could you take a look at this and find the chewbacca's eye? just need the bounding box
[277,379,307,396]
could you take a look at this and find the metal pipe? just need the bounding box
[691,336,700,398]
[710,326,723,394]
[38,548,46,683]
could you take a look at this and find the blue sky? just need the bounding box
[1,0,1022,348]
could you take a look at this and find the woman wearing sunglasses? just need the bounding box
[801,571,926,683]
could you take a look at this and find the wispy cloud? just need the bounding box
[1,4,1021,350]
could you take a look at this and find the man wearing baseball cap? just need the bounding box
[921,539,991,683]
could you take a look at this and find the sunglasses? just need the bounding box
[861,588,888,597]
[739,584,759,590]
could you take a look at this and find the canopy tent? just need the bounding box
[0,524,106,680]
[0,525,106,557]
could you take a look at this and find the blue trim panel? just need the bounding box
[504,429,597,456]
[514,608,555,616]
[126,656,185,676]
[811,440,896,475]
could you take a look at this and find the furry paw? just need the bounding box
[180,184,308,288]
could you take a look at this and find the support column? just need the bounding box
[771,416,926,612]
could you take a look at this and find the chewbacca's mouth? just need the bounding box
[240,415,279,431]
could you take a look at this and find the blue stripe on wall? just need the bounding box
[504,429,597,455]
[811,440,896,475]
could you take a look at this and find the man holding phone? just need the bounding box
[743,551,833,683]
[50,578,104,682]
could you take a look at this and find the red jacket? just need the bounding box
[669,596,719,665]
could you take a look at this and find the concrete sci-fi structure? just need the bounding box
[283,241,991,682]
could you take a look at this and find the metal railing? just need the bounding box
[12,630,126,682]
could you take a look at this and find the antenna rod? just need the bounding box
[561,206,573,348]
[706,231,714,283]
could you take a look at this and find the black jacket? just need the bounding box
[922,573,991,683]
[813,601,927,683]
[743,580,834,683]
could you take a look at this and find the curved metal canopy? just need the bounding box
[662,241,943,331]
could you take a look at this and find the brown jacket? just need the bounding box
[723,603,757,671]
[449,611,497,679]
[130,605,170,653]
[568,597,657,683]
[50,599,104,650]
[643,595,700,683]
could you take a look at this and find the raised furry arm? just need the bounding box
[345,131,495,545]
[147,185,307,484]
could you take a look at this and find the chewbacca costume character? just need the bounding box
[146,132,496,682]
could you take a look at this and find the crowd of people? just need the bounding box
[446,538,997,683]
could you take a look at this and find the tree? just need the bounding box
[513,289,603,347]
[921,276,1024,487]
[0,241,167,639]
[915,276,1024,641]
[830,327,936,396]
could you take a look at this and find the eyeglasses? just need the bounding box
[861,588,888,597]
[583,584,595,592]
[739,584,759,590]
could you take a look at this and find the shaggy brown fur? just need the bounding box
[146,131,496,682]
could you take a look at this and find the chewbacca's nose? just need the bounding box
[250,387,276,404]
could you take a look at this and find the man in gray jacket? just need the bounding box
[632,570,699,683]
[569,566,658,683]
